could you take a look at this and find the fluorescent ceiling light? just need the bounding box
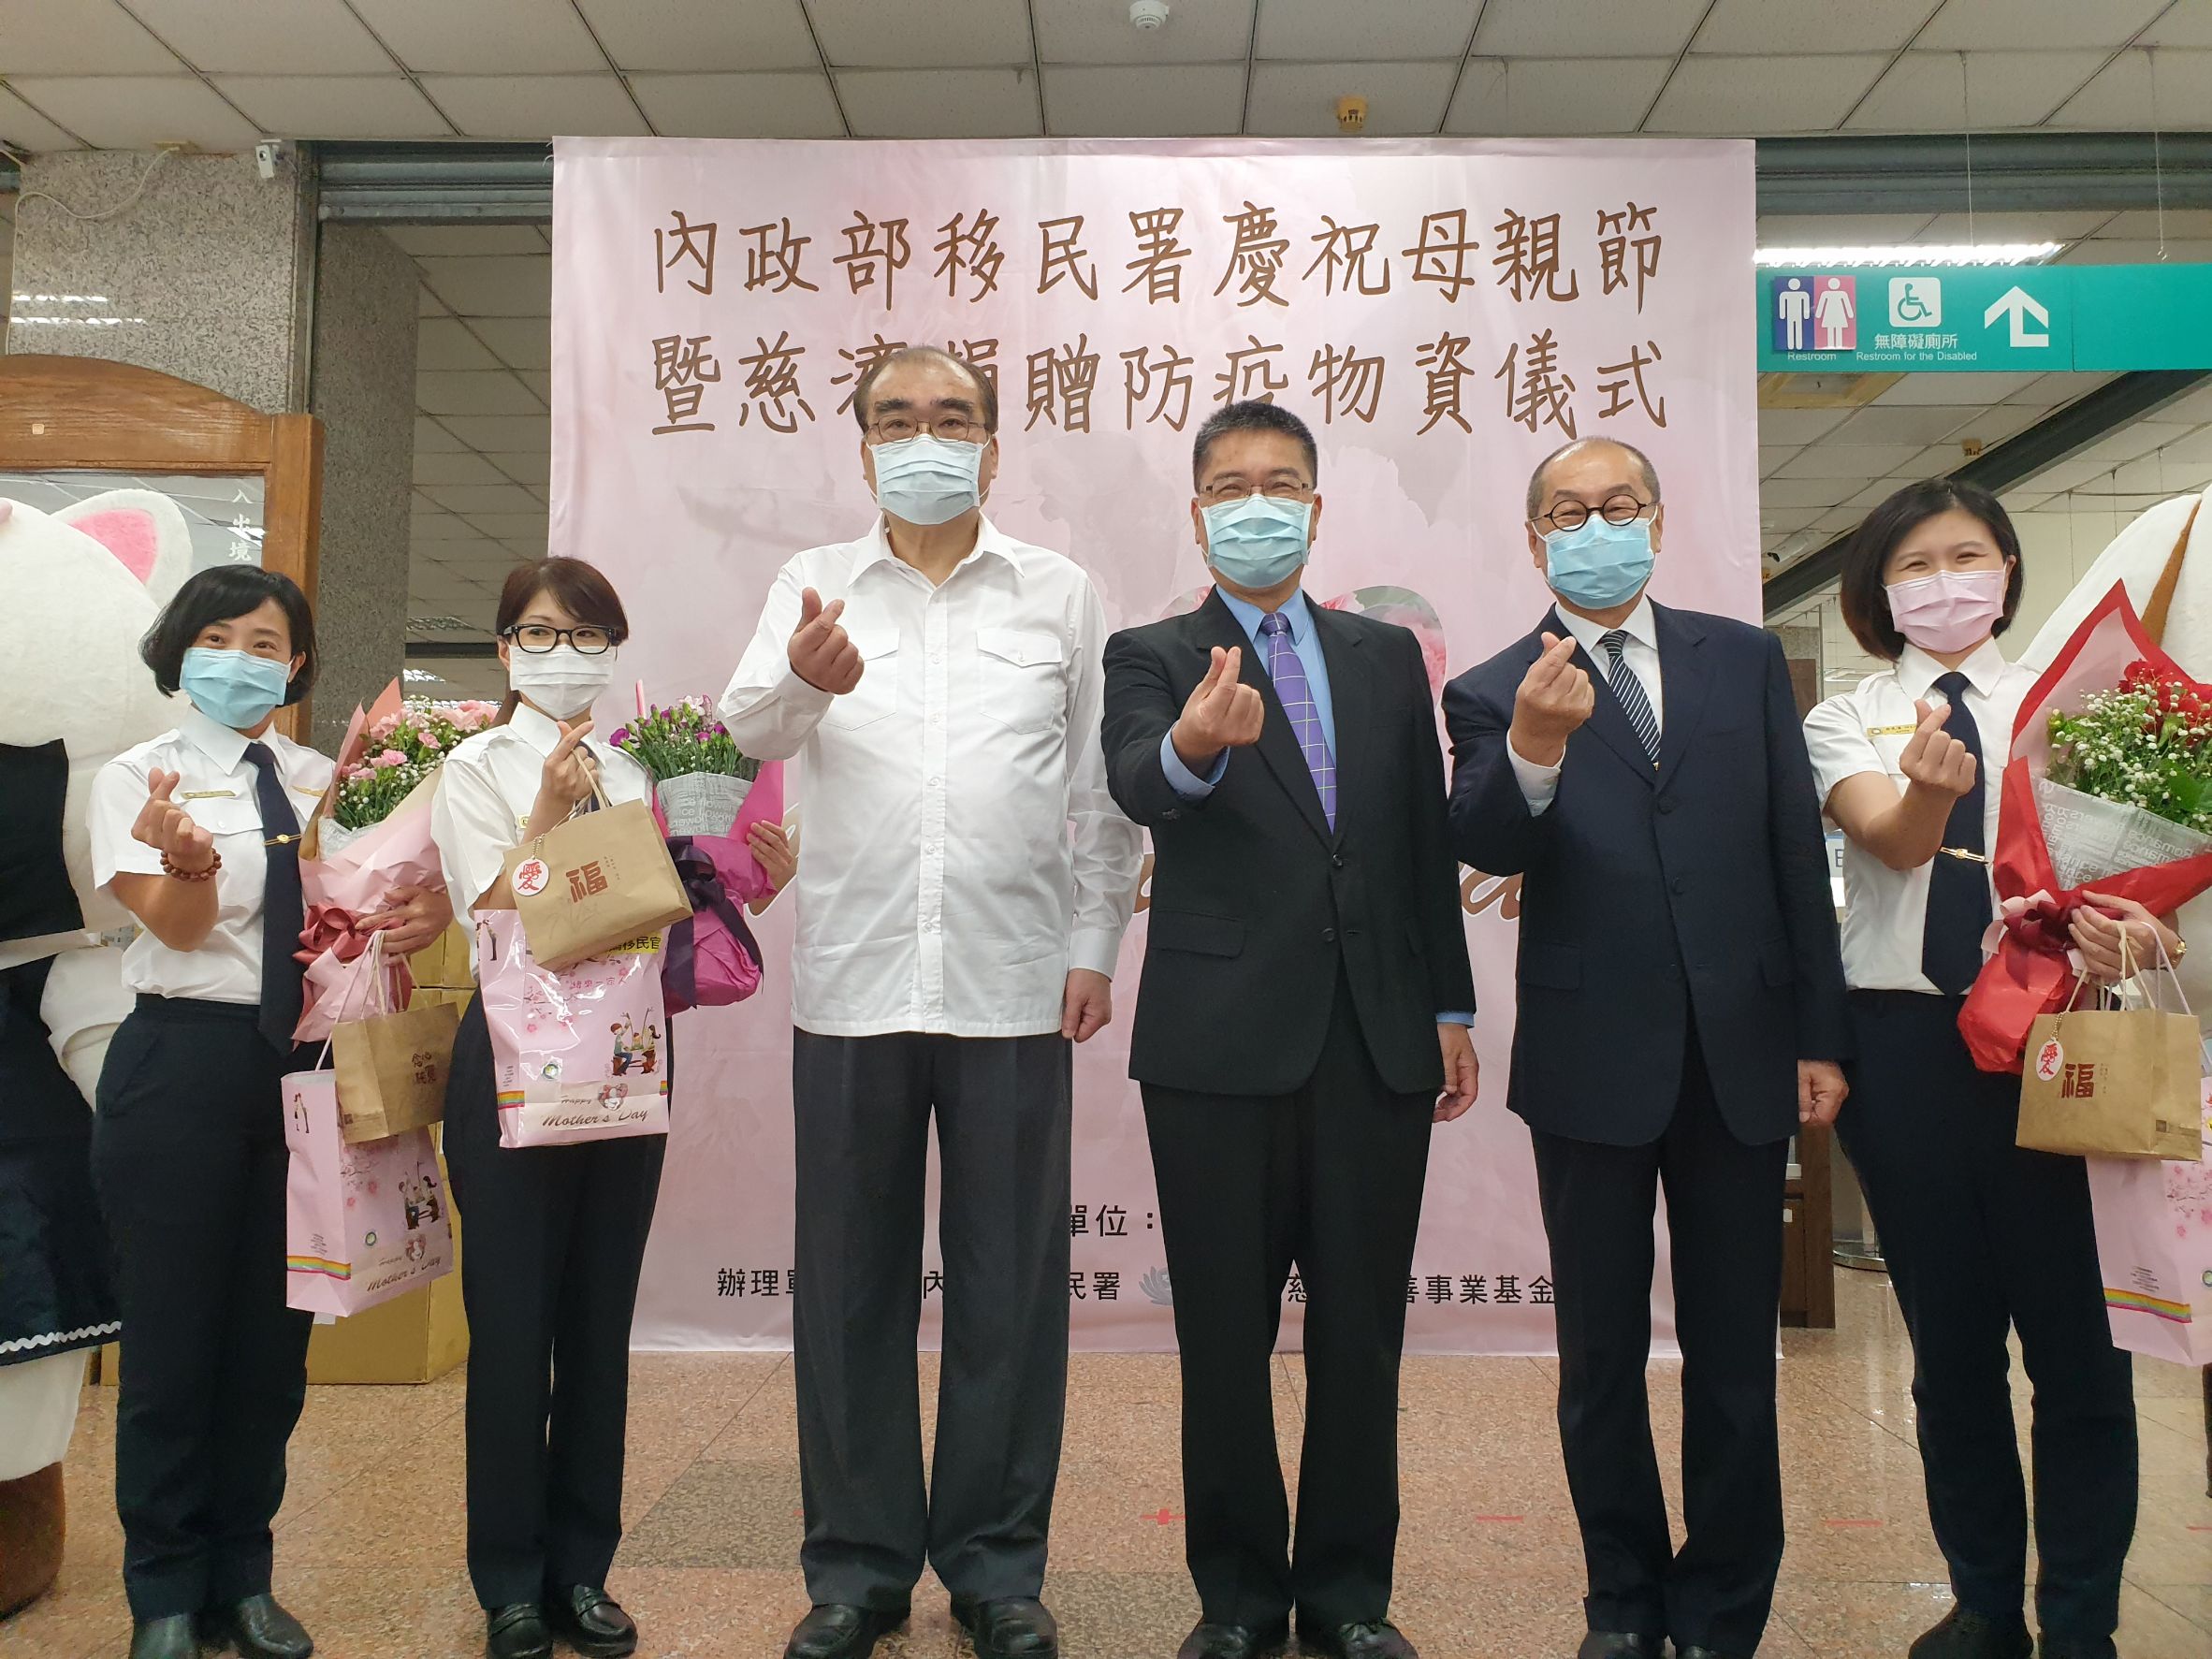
[1754,242,2062,267]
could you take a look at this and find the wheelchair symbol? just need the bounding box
[1888,277,1942,329]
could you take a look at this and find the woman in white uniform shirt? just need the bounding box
[88,568,449,1659]
[429,558,662,1659]
[1803,482,2181,1659]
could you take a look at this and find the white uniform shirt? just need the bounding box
[1507,596,1666,812]
[429,702,653,973]
[1803,638,2032,994]
[720,515,1142,1040]
[89,705,333,1003]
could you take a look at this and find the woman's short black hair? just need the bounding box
[1838,478,2025,662]
[140,566,319,706]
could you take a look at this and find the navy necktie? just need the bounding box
[245,742,305,1054]
[1920,672,1987,995]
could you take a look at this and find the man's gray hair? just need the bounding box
[1524,437,1663,519]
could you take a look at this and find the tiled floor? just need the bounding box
[7,1274,2208,1658]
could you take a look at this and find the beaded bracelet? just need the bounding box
[160,850,221,882]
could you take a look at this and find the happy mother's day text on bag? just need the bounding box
[283,1069,453,1318]
[500,795,691,971]
[475,909,672,1149]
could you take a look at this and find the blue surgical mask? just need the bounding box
[1542,516,1655,610]
[1202,495,1311,590]
[180,646,291,730]
[870,433,984,526]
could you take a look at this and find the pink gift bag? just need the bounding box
[282,1068,454,1317]
[474,910,673,1148]
[2086,1074,2212,1365]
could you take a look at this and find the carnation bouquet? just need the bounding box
[328,699,499,845]
[1958,585,2212,1072]
[611,692,761,838]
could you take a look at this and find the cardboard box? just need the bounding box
[306,1269,468,1384]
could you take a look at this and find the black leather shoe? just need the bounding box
[952,1597,1059,1658]
[782,1604,909,1659]
[2037,1637,2117,1659]
[1910,1608,2033,1659]
[485,1604,552,1659]
[212,1594,313,1659]
[546,1586,636,1657]
[1297,1620,1417,1659]
[1676,1649,1752,1659]
[1575,1636,1662,1659]
[128,1615,200,1659]
[1175,1619,1289,1659]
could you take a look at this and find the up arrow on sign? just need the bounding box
[1983,285,2051,348]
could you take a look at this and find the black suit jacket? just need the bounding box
[1442,604,1849,1147]
[1102,591,1475,1099]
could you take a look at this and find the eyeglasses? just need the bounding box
[1200,481,1315,505]
[866,415,987,444]
[1532,494,1651,533]
[503,625,615,655]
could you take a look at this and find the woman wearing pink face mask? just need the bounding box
[1803,481,2183,1659]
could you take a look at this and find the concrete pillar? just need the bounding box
[5,151,415,749]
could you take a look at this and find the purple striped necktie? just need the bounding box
[1258,611,1335,829]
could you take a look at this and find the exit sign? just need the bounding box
[1756,263,2212,373]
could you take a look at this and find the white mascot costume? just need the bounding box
[0,491,190,1613]
[2018,485,2212,1027]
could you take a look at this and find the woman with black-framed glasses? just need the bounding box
[429,558,662,1659]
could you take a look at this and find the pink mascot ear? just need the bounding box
[67,507,162,585]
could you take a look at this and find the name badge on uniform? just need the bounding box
[1867,724,1918,737]
[182,789,238,800]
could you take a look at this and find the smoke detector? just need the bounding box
[1130,0,1170,30]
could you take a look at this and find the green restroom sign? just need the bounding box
[1757,263,2212,372]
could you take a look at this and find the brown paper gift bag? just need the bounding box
[333,998,460,1143]
[2016,1005,2204,1161]
[501,794,691,972]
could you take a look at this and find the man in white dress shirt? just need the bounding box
[720,347,1142,1659]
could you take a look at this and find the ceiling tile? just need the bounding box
[2058,237,2212,264]
[0,85,82,149]
[407,507,482,538]
[415,416,464,453]
[1471,0,1711,58]
[578,0,820,71]
[833,68,1041,138]
[1446,56,1671,135]
[1758,445,1801,477]
[426,482,543,516]
[439,414,553,450]
[808,0,1033,69]
[416,284,448,316]
[1826,404,1977,445]
[1918,0,2168,52]
[4,76,260,149]
[486,451,551,485]
[1759,476,1862,508]
[422,74,647,140]
[346,0,606,73]
[0,0,181,73]
[1246,59,1456,137]
[124,0,393,73]
[1845,49,2109,129]
[461,513,551,542]
[2142,4,2212,47]
[1943,403,2042,446]
[2093,209,2212,240]
[2069,420,2200,468]
[416,370,546,416]
[1872,369,2045,404]
[413,450,509,487]
[1256,0,1477,62]
[215,74,449,138]
[2051,48,2212,125]
[1758,505,1825,531]
[383,225,549,257]
[1044,63,1243,136]
[415,255,551,317]
[1775,443,1927,478]
[2005,371,2110,407]
[462,316,553,371]
[1033,0,1254,64]
[1755,212,1936,244]
[516,370,551,401]
[1695,0,1938,53]
[415,317,500,371]
[631,71,846,138]
[1908,209,2114,242]
[1756,407,1850,444]
[1644,54,1889,133]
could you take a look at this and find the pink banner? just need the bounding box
[552,137,1759,1352]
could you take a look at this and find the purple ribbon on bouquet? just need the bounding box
[662,837,765,1014]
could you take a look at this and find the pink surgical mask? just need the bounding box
[1884,568,2007,654]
